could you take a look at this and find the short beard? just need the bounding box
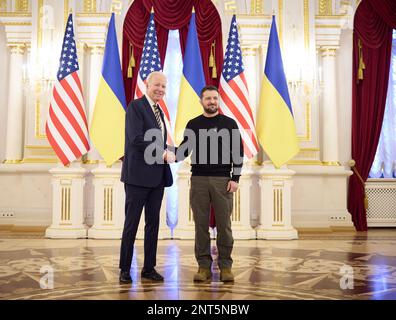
[204,105,218,114]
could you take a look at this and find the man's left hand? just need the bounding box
[227,180,239,193]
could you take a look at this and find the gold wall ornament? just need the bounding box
[0,0,6,11]
[35,101,47,140]
[319,0,332,15]
[322,161,341,166]
[110,0,122,15]
[3,159,22,164]
[278,0,283,46]
[273,188,283,223]
[83,0,96,13]
[250,0,263,15]
[224,0,236,14]
[304,0,310,51]
[64,0,69,26]
[15,0,29,12]
[104,187,113,222]
[232,190,241,222]
[61,187,71,223]
[20,157,58,163]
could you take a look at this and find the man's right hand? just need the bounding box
[163,150,176,163]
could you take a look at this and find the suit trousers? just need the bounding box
[119,180,165,272]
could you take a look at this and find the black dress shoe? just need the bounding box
[141,268,164,281]
[119,271,132,284]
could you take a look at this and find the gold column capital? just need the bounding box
[76,42,87,52]
[7,43,26,54]
[88,45,104,55]
[320,46,338,57]
[242,46,258,57]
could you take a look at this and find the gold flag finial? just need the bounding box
[151,6,154,13]
[192,6,195,13]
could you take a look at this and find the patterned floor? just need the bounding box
[1,229,396,300]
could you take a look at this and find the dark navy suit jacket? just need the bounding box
[121,96,173,188]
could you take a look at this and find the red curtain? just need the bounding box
[122,0,223,104]
[348,0,396,231]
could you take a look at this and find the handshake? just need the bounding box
[162,150,176,163]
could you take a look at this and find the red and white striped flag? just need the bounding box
[219,15,259,159]
[135,12,174,146]
[45,14,90,165]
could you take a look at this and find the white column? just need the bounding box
[86,45,104,163]
[256,164,298,240]
[76,42,86,88]
[4,44,25,164]
[242,46,261,166]
[242,47,258,117]
[321,47,340,165]
[173,160,195,239]
[88,163,125,239]
[45,163,88,238]
[231,165,256,239]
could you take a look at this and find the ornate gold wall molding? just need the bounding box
[224,0,237,14]
[0,0,7,11]
[278,0,283,46]
[0,0,30,13]
[15,0,29,12]
[7,43,25,54]
[0,11,31,17]
[83,0,97,13]
[110,0,122,15]
[320,47,338,57]
[241,46,258,57]
[250,0,263,15]
[319,0,332,15]
[64,0,69,26]
[35,101,47,140]
[304,0,310,51]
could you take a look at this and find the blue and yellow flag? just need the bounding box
[174,10,206,144]
[90,13,126,166]
[256,16,299,168]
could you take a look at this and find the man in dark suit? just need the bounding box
[119,71,174,284]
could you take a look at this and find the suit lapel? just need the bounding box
[142,95,165,145]
[142,95,160,130]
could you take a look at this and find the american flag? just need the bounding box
[135,13,174,145]
[219,15,259,159]
[45,14,90,165]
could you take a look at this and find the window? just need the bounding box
[369,30,396,178]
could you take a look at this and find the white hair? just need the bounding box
[146,71,167,84]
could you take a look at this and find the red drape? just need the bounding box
[122,0,223,104]
[348,0,396,231]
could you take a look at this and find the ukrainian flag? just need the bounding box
[90,13,126,166]
[174,10,206,144]
[256,16,300,168]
